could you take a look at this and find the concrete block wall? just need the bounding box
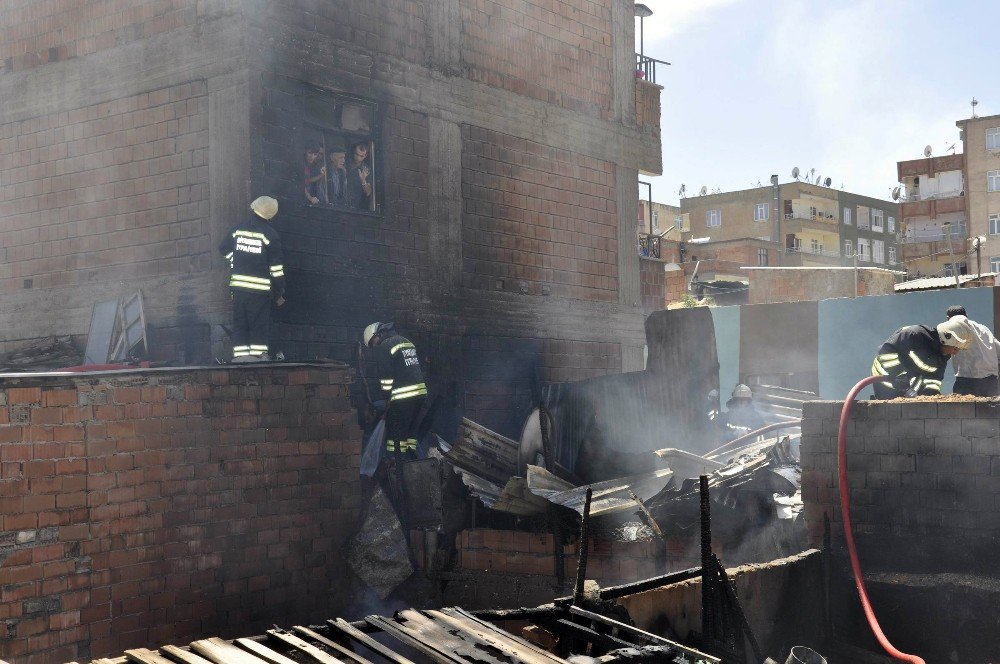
[801,399,1000,573]
[0,366,361,662]
[746,268,897,305]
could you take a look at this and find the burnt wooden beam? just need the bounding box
[325,619,416,664]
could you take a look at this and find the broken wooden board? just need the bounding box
[126,649,178,664]
[291,626,375,664]
[160,645,215,664]
[265,629,346,664]
[190,638,269,664]
[442,418,520,485]
[326,618,416,664]
[234,639,298,664]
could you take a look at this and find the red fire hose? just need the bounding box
[838,376,925,664]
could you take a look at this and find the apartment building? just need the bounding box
[678,182,898,272]
[896,153,967,277]
[956,114,1000,275]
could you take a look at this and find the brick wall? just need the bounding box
[0,366,360,662]
[0,1,197,73]
[0,80,215,360]
[801,399,1000,574]
[746,268,897,304]
[462,125,619,302]
[459,0,613,117]
[634,80,661,136]
[639,257,664,312]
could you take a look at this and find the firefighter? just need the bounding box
[363,322,427,459]
[219,196,285,362]
[944,306,1000,397]
[871,316,972,399]
[716,383,765,440]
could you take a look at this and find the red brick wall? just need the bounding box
[0,81,210,293]
[462,126,619,302]
[0,1,197,73]
[0,366,360,663]
[639,257,664,312]
[459,0,613,117]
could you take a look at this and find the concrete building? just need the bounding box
[668,182,899,303]
[896,152,967,277]
[0,0,663,437]
[957,114,1000,276]
[636,199,682,258]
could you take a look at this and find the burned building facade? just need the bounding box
[0,0,663,436]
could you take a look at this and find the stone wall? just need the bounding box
[800,398,1000,573]
[0,366,360,663]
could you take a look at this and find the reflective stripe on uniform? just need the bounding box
[229,279,271,291]
[923,379,942,393]
[390,383,427,401]
[908,350,937,373]
[380,379,394,389]
[390,342,415,355]
[386,438,418,453]
[233,345,253,357]
[233,230,270,245]
[270,265,284,277]
[872,359,889,376]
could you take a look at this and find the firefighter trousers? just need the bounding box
[385,395,425,460]
[231,290,272,358]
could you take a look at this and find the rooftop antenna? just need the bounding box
[809,167,815,181]
[791,166,800,181]
[891,186,901,201]
[946,143,956,154]
[678,184,686,198]
[699,186,708,196]
[923,145,933,158]
[971,98,978,118]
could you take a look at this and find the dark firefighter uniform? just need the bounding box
[375,332,427,457]
[871,325,947,399]
[219,197,285,361]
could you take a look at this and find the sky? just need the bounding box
[639,0,997,205]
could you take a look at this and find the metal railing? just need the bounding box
[638,234,662,259]
[636,54,670,85]
[784,212,837,222]
[901,225,967,242]
[786,246,841,258]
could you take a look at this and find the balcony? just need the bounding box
[900,223,967,244]
[635,55,665,174]
[900,196,965,218]
[782,212,839,233]
[636,54,670,85]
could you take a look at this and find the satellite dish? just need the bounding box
[923,145,933,158]
[699,186,708,196]
[891,186,901,201]
[792,166,800,180]
[815,174,822,185]
[678,184,686,197]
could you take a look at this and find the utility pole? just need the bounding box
[943,222,960,288]
[853,251,859,298]
[771,175,781,266]
[975,236,983,279]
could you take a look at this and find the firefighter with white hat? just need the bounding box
[218,196,285,362]
[871,316,972,399]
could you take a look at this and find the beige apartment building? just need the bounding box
[679,182,898,269]
[957,114,1000,275]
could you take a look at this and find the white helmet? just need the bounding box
[250,195,279,220]
[937,315,972,350]
[363,322,381,347]
[733,384,753,399]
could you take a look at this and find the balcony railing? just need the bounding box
[901,225,967,243]
[636,54,670,85]
[787,246,841,259]
[638,234,661,259]
[784,212,838,222]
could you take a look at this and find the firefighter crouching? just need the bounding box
[363,322,428,460]
[219,196,286,362]
[871,316,972,399]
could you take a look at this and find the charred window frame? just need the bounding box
[300,92,380,214]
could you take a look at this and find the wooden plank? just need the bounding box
[190,638,270,664]
[126,649,178,664]
[291,626,376,664]
[364,614,466,664]
[160,645,216,664]
[234,639,298,664]
[327,618,416,664]
[265,629,346,664]
[428,609,566,664]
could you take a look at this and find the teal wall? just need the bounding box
[818,287,996,399]
[711,305,741,397]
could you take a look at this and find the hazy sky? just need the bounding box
[639,0,996,205]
